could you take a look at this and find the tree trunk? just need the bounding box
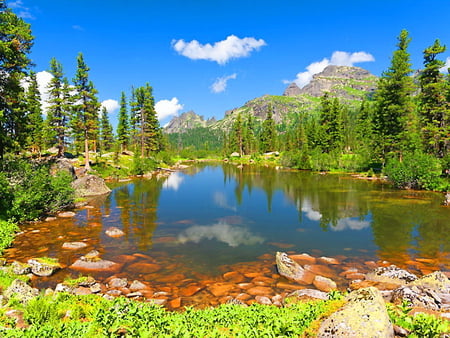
[85,136,90,170]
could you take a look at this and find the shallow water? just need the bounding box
[4,163,450,303]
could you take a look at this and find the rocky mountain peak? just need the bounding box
[164,111,213,134]
[284,65,377,100]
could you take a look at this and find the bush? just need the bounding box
[281,150,312,169]
[130,156,158,175]
[0,160,75,222]
[0,220,19,254]
[384,152,442,190]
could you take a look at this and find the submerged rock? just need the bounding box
[276,252,312,284]
[286,289,329,302]
[62,241,88,250]
[318,287,394,337]
[105,227,125,238]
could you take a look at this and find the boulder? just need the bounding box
[4,279,39,304]
[276,252,313,284]
[11,261,31,275]
[286,289,329,301]
[105,227,125,238]
[27,258,61,277]
[72,174,111,197]
[313,275,337,292]
[391,285,442,311]
[318,287,394,337]
[365,265,417,285]
[50,158,76,179]
[62,241,88,250]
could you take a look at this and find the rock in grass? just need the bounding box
[318,287,393,338]
[11,261,31,275]
[4,279,38,304]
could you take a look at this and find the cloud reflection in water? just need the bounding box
[163,172,184,191]
[178,222,264,247]
[331,217,371,231]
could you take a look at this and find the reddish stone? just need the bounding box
[156,274,186,283]
[290,253,317,265]
[223,271,246,283]
[276,282,305,290]
[251,276,276,286]
[169,297,182,309]
[255,296,272,305]
[70,259,123,274]
[317,256,340,265]
[132,253,155,261]
[313,275,337,292]
[339,268,359,277]
[244,272,261,278]
[72,286,92,296]
[236,283,253,290]
[115,255,137,264]
[304,264,336,279]
[127,262,161,274]
[246,286,273,297]
[246,299,257,305]
[180,284,204,297]
[207,283,237,297]
[219,296,233,304]
[236,293,251,301]
[345,273,366,280]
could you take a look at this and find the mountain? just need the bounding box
[164,65,378,133]
[284,65,377,100]
[164,111,216,134]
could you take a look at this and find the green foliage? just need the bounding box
[130,154,158,175]
[384,152,442,190]
[387,302,450,337]
[281,150,312,169]
[0,160,74,222]
[0,268,29,290]
[0,220,18,254]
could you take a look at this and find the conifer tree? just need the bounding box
[419,39,450,157]
[133,84,163,157]
[116,91,130,152]
[0,2,34,158]
[100,106,114,152]
[230,113,244,155]
[260,104,276,153]
[373,29,416,160]
[318,93,343,152]
[71,52,100,169]
[45,58,70,156]
[24,71,44,153]
[243,114,257,155]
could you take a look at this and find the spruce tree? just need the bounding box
[0,2,34,158]
[100,106,114,152]
[260,104,276,153]
[133,84,163,157]
[71,52,100,169]
[25,71,44,154]
[373,29,416,160]
[45,58,70,156]
[419,39,450,157]
[116,91,130,152]
[318,93,343,153]
[230,113,244,155]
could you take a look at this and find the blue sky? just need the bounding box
[8,0,450,127]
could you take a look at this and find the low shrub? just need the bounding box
[384,152,442,190]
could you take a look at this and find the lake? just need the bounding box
[5,162,450,307]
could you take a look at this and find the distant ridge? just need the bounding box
[164,111,216,134]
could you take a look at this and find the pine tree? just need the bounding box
[418,39,450,157]
[230,113,244,155]
[373,29,416,160]
[133,84,163,157]
[116,91,130,152]
[100,106,114,152]
[0,2,34,158]
[243,114,257,155]
[24,71,44,153]
[260,104,276,153]
[71,52,100,169]
[318,93,343,152]
[44,58,70,156]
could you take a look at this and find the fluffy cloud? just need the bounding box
[172,35,266,64]
[101,99,119,113]
[213,191,236,211]
[155,97,184,121]
[211,73,237,93]
[331,217,371,231]
[163,172,184,191]
[9,0,34,19]
[290,51,375,88]
[34,71,53,113]
[178,222,264,247]
[440,57,450,73]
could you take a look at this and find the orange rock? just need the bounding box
[236,283,253,290]
[132,253,155,261]
[276,282,305,290]
[156,274,186,283]
[246,286,273,297]
[304,264,336,278]
[180,284,204,297]
[313,275,337,292]
[290,253,316,265]
[244,272,261,278]
[169,297,182,309]
[317,256,340,265]
[115,255,138,264]
[255,295,272,305]
[127,262,161,274]
[207,283,237,297]
[246,299,257,306]
[223,271,246,283]
[251,276,276,286]
[235,293,251,301]
[257,253,273,260]
[364,261,378,269]
[345,273,366,280]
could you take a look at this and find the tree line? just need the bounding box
[0,2,164,166]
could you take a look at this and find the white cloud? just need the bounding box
[178,222,264,247]
[440,57,450,73]
[9,0,34,19]
[211,73,237,93]
[101,99,119,113]
[291,51,375,88]
[35,71,53,113]
[163,172,184,191]
[213,191,236,211]
[155,97,184,121]
[172,35,266,65]
[331,217,371,231]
